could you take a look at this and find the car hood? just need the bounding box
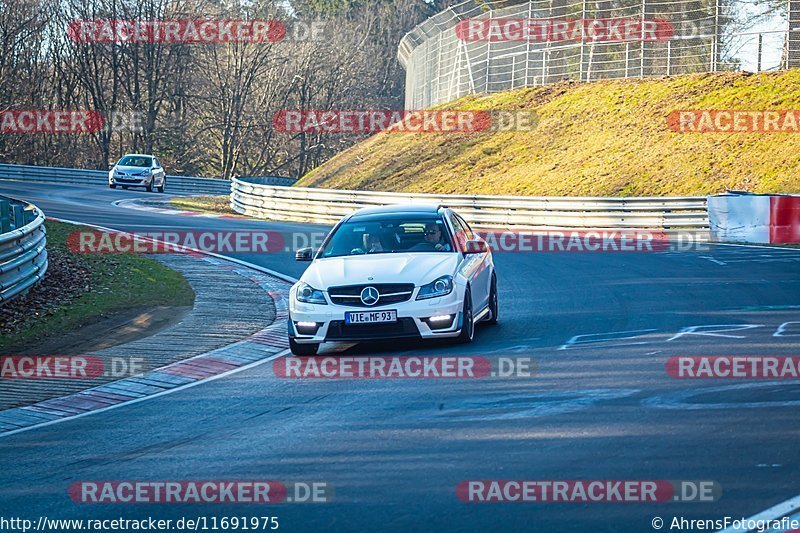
[302,253,459,289]
[114,166,150,173]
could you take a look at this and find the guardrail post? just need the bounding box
[11,204,24,230]
[0,201,10,233]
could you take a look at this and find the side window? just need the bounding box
[449,214,468,250]
[455,214,475,240]
[153,159,160,168]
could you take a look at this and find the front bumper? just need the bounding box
[110,176,150,186]
[288,286,464,344]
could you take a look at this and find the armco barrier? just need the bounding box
[0,196,47,305]
[708,193,800,244]
[0,163,294,195]
[231,177,709,231]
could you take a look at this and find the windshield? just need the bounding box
[319,216,454,258]
[118,156,152,168]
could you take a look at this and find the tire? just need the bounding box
[146,178,153,192]
[122,186,129,190]
[157,178,165,193]
[290,337,319,356]
[109,184,116,189]
[486,273,499,325]
[457,288,475,343]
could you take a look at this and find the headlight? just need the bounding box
[296,283,327,305]
[416,275,454,300]
[134,170,150,176]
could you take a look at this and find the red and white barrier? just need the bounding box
[708,194,800,244]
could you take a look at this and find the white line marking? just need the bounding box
[0,350,291,439]
[718,493,800,532]
[713,242,800,253]
[700,256,728,265]
[559,329,658,351]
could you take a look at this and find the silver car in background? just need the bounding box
[109,154,166,193]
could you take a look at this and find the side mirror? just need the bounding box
[464,239,488,254]
[295,247,314,262]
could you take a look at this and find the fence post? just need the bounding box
[580,0,588,82]
[525,0,533,87]
[667,40,672,76]
[712,0,720,72]
[790,0,800,68]
[511,55,517,90]
[625,42,630,78]
[640,0,646,78]
[757,33,763,72]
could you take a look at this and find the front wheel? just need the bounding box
[109,184,116,189]
[457,288,475,343]
[290,337,319,356]
[157,178,165,193]
[146,179,153,192]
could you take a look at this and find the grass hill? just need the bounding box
[296,71,800,197]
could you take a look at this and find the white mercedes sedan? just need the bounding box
[288,204,498,355]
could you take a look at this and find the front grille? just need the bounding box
[328,283,414,308]
[325,318,420,341]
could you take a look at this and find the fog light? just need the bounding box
[424,314,455,330]
[295,321,321,335]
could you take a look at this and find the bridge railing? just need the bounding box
[0,196,47,306]
[231,177,709,231]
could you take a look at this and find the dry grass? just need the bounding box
[297,71,800,197]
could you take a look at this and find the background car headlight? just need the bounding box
[416,275,454,300]
[296,283,327,305]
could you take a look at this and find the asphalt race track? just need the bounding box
[1,181,800,532]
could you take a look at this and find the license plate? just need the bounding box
[345,310,398,324]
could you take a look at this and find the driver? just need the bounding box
[424,222,451,252]
[364,233,384,253]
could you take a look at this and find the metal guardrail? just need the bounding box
[0,163,296,195]
[0,196,47,306]
[231,177,709,231]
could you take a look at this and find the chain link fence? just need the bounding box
[398,0,796,109]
